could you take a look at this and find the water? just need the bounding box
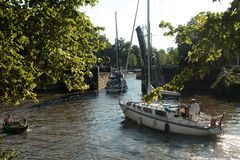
[0,73,240,159]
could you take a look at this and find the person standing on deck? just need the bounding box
[189,99,200,121]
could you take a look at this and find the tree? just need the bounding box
[128,53,138,68]
[154,48,179,66]
[155,49,166,65]
[95,35,112,66]
[95,38,143,69]
[117,38,131,67]
[167,47,179,65]
[212,66,240,98]
[145,0,240,102]
[130,45,143,68]
[0,0,106,105]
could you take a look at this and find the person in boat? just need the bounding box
[178,104,187,118]
[3,114,13,125]
[189,99,200,121]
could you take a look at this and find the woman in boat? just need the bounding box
[3,114,13,125]
[189,99,200,121]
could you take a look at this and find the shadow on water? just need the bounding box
[30,91,100,108]
[105,92,122,98]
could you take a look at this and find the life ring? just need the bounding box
[164,123,169,132]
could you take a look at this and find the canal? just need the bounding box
[0,73,240,159]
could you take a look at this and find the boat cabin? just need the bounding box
[159,90,180,104]
[126,99,197,122]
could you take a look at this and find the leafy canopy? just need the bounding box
[0,0,105,105]
[145,0,239,102]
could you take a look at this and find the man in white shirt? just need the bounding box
[189,99,200,121]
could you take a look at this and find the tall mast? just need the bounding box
[115,12,119,72]
[147,0,151,85]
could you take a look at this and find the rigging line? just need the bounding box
[120,0,140,99]
[147,0,151,86]
[124,0,140,77]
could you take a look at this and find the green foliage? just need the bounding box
[154,48,179,66]
[145,0,239,102]
[117,38,131,67]
[0,0,105,105]
[212,66,240,88]
[128,53,137,67]
[159,21,175,36]
[96,39,143,68]
[211,66,240,98]
[144,67,194,102]
[0,150,17,160]
[167,47,180,65]
[154,49,167,65]
[131,45,143,67]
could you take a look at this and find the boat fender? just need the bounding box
[138,117,142,125]
[164,123,169,132]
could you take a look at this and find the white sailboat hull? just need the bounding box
[120,103,223,136]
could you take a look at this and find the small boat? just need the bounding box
[105,12,128,93]
[119,91,225,136]
[3,121,28,134]
[105,71,128,93]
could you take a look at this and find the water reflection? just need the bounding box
[120,118,223,159]
[0,73,239,159]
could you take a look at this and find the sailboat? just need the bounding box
[105,12,128,93]
[119,0,224,136]
[105,69,127,93]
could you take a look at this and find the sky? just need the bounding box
[82,0,231,50]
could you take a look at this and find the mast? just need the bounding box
[147,0,151,86]
[115,12,119,72]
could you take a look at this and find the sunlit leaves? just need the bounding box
[144,67,194,103]
[184,37,192,45]
[0,0,105,105]
[0,150,17,160]
[144,0,239,102]
[211,66,240,98]
[159,21,175,36]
